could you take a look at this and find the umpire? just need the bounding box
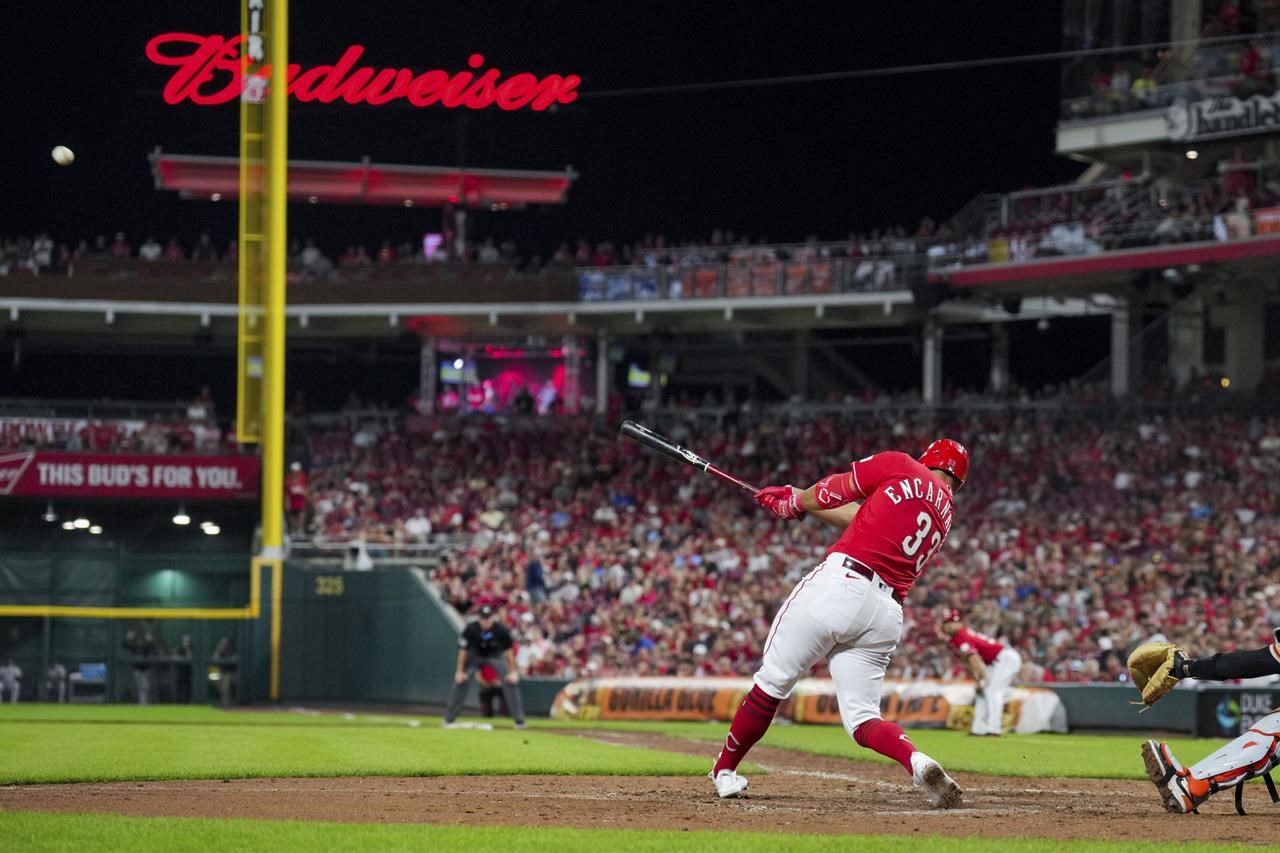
[443,604,527,728]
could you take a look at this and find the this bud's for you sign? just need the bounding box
[0,453,260,500]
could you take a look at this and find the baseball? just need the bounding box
[51,145,75,166]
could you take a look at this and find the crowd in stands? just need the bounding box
[0,388,227,454]
[296,402,1280,686]
[0,232,231,278]
[5,159,1278,295]
[1062,2,1280,119]
[5,381,1277,686]
[0,222,941,286]
[924,156,1280,270]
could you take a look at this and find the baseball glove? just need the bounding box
[1126,642,1187,711]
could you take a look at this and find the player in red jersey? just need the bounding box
[708,440,969,808]
[938,608,1022,737]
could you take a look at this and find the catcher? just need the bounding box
[1128,629,1280,815]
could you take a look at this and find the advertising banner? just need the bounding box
[1167,92,1280,143]
[1254,206,1280,235]
[1194,686,1280,738]
[0,452,260,501]
[810,261,833,293]
[725,263,751,297]
[550,676,1068,733]
[750,263,779,296]
[690,267,720,298]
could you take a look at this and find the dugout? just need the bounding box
[0,500,259,704]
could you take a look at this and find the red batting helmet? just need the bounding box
[940,607,963,624]
[919,438,969,487]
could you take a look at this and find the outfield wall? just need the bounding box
[272,564,566,712]
[8,557,1270,733]
[274,566,457,704]
[1047,684,1194,733]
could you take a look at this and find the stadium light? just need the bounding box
[89,525,103,535]
[61,521,76,531]
[1221,376,1231,389]
[173,507,191,526]
[42,503,57,523]
[1185,149,1199,160]
[73,517,91,529]
[202,524,222,536]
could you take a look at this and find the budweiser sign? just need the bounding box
[144,33,582,111]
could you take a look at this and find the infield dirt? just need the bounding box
[0,730,1273,843]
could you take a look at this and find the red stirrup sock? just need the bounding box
[712,685,781,774]
[854,719,917,775]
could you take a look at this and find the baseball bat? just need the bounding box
[619,420,759,494]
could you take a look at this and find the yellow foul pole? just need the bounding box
[262,0,287,556]
[263,0,289,701]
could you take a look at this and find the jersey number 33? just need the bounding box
[901,511,943,575]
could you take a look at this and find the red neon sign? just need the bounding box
[144,34,581,111]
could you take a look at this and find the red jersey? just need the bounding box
[947,626,1004,665]
[827,451,955,599]
[286,472,308,511]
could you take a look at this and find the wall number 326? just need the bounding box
[314,575,345,596]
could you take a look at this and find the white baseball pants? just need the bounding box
[754,552,903,737]
[972,647,1021,735]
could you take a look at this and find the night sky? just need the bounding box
[5,2,1081,255]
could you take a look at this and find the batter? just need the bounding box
[709,440,969,808]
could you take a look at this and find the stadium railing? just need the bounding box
[578,204,1279,301]
[577,254,910,301]
[286,534,468,564]
[0,396,195,420]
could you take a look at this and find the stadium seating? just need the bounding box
[301,403,1280,684]
[6,390,1278,685]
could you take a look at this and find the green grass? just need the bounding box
[0,706,715,784]
[0,708,1262,851]
[0,704,1231,783]
[0,813,1254,853]
[0,704,422,726]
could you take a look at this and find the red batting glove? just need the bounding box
[755,485,805,520]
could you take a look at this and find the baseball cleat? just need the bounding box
[709,768,749,798]
[910,752,963,809]
[1141,740,1206,814]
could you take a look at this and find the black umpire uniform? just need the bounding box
[443,605,526,727]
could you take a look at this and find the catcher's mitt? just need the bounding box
[1127,642,1187,711]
